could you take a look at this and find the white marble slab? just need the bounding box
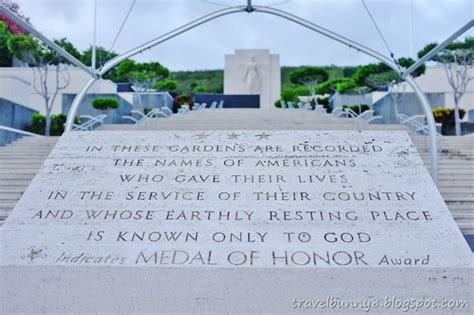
[1,130,472,313]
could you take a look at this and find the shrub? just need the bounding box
[192,85,207,93]
[336,80,358,93]
[288,67,329,85]
[432,107,466,125]
[174,92,192,106]
[274,99,283,108]
[26,113,71,136]
[342,67,357,78]
[316,96,332,113]
[153,79,178,91]
[91,97,119,111]
[280,86,310,102]
[316,78,356,94]
[342,104,370,115]
[317,96,329,106]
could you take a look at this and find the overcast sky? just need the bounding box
[14,0,474,71]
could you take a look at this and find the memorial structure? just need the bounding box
[224,49,281,109]
[1,130,472,313]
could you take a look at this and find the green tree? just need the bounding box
[0,21,13,66]
[192,85,207,93]
[153,79,178,91]
[127,61,169,91]
[342,66,357,78]
[288,67,329,97]
[418,37,473,135]
[80,46,117,68]
[316,78,356,94]
[352,57,425,91]
[7,34,78,136]
[55,37,81,60]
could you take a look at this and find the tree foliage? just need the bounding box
[289,67,329,85]
[171,70,224,93]
[0,21,13,66]
[0,0,29,35]
[351,57,425,91]
[316,78,356,94]
[153,79,178,91]
[91,97,119,111]
[119,60,170,91]
[55,37,81,60]
[288,67,329,97]
[80,46,117,68]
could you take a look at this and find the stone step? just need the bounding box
[0,174,36,180]
[441,195,474,202]
[446,202,474,210]
[0,160,51,165]
[0,169,41,174]
[3,142,57,147]
[9,137,59,142]
[0,148,53,156]
[0,203,17,210]
[457,223,474,233]
[100,124,407,131]
[452,213,474,220]
[0,180,33,185]
[0,192,22,199]
[1,153,49,158]
[426,169,474,174]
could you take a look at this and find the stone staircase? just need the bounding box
[1,109,472,236]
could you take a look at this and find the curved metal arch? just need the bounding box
[64,4,438,183]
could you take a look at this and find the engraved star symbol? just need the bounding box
[196,132,210,140]
[22,247,46,263]
[255,132,271,140]
[227,132,240,140]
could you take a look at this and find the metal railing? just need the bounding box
[397,114,443,137]
[72,115,107,131]
[123,108,171,124]
[0,125,43,137]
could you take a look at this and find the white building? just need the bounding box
[400,65,473,114]
[0,66,116,115]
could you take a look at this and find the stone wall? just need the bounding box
[62,94,134,125]
[131,92,174,111]
[329,93,373,109]
[373,93,445,124]
[0,98,37,146]
[194,93,259,108]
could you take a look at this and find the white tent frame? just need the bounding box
[4,1,470,183]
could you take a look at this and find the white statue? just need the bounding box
[243,56,260,94]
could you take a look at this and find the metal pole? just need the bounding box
[64,78,98,131]
[0,4,97,78]
[92,0,97,70]
[409,0,414,58]
[246,0,254,12]
[255,6,399,71]
[405,75,438,183]
[403,20,473,78]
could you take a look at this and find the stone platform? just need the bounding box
[1,130,472,313]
